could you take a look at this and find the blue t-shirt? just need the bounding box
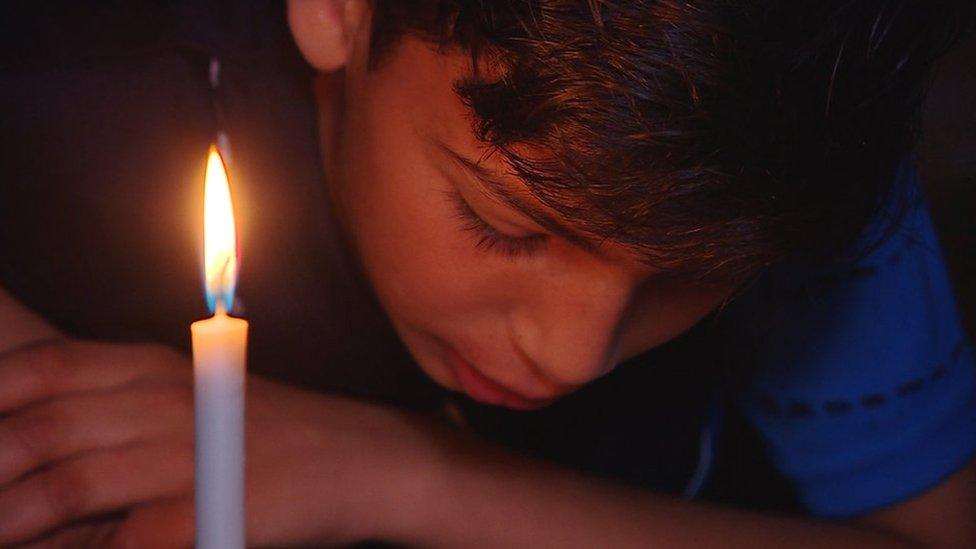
[722,159,976,517]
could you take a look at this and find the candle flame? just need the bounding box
[203,145,238,314]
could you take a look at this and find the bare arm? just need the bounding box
[2,282,972,548]
[380,434,976,549]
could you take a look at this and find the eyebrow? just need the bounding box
[431,139,607,255]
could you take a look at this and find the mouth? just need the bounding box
[445,347,557,411]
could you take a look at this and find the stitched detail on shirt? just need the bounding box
[861,393,887,407]
[896,378,924,397]
[751,340,967,419]
[823,400,853,415]
[786,401,815,419]
[765,215,929,305]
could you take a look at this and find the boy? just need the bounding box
[0,0,973,546]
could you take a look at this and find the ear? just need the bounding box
[287,0,368,71]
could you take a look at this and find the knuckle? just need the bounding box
[131,342,191,378]
[26,343,72,392]
[149,383,194,412]
[138,342,181,364]
[148,386,195,439]
[6,405,65,462]
[42,460,95,520]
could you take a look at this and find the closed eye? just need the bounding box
[443,188,548,259]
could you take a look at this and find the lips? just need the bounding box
[446,347,555,410]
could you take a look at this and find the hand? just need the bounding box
[0,339,448,547]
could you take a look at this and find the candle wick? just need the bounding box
[211,255,232,316]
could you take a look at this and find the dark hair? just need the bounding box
[370,1,970,283]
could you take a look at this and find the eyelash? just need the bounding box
[444,189,548,259]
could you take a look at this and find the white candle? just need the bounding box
[191,145,247,549]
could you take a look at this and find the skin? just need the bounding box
[0,0,972,546]
[316,25,733,409]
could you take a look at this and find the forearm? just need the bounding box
[389,442,919,549]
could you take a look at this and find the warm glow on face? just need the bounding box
[203,145,238,313]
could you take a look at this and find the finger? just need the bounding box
[0,341,185,413]
[0,289,61,352]
[0,383,193,486]
[109,496,194,549]
[0,440,193,546]
[13,518,121,549]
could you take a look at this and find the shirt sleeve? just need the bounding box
[723,160,976,517]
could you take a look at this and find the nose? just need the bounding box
[511,259,640,388]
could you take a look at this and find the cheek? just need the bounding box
[339,134,495,332]
[331,36,544,348]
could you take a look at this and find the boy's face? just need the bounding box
[318,34,733,409]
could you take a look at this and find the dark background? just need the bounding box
[917,30,976,342]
